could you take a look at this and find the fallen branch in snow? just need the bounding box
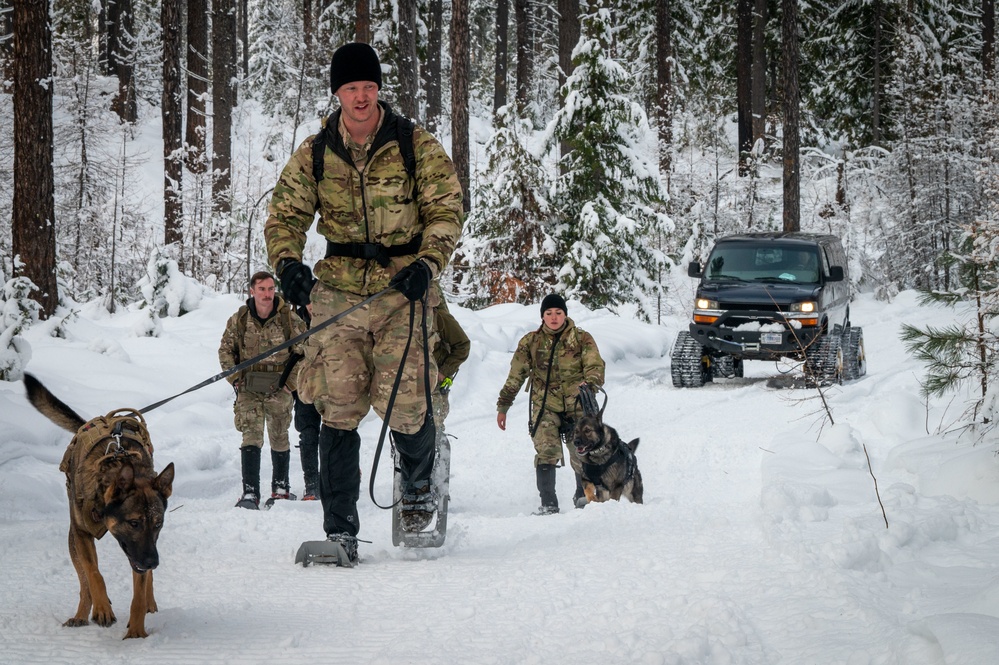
[863,443,889,529]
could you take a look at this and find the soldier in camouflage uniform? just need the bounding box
[218,272,307,509]
[264,42,463,557]
[432,284,471,425]
[496,294,605,515]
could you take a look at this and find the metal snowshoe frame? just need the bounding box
[391,413,451,548]
[295,539,357,568]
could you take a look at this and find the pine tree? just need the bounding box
[0,271,40,381]
[547,2,672,321]
[459,106,555,307]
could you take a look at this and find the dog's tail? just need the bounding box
[23,374,86,433]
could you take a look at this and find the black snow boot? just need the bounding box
[394,415,438,532]
[318,426,361,537]
[270,449,295,500]
[535,464,559,515]
[295,395,321,499]
[573,472,587,508]
[236,446,261,509]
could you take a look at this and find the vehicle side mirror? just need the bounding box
[827,266,845,282]
[687,261,703,278]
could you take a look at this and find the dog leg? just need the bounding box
[145,569,158,614]
[63,528,93,627]
[124,570,150,639]
[583,482,598,503]
[71,528,116,628]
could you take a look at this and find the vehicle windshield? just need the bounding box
[704,244,820,284]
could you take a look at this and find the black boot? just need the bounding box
[270,449,295,500]
[393,415,438,532]
[535,464,559,515]
[295,395,321,499]
[573,472,587,508]
[236,446,261,509]
[318,425,361,537]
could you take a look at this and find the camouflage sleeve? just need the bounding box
[579,330,605,389]
[218,313,241,383]
[497,332,534,413]
[289,308,308,356]
[413,127,464,276]
[264,136,320,269]
[436,309,471,379]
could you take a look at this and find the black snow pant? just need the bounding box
[318,425,361,537]
[294,392,320,493]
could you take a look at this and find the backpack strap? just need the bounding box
[311,114,417,191]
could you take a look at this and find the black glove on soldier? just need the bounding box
[277,258,316,307]
[390,259,432,302]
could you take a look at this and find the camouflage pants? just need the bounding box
[233,388,293,451]
[297,282,438,435]
[531,408,582,474]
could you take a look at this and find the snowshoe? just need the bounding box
[391,424,450,548]
[235,492,259,510]
[263,489,297,510]
[295,533,359,568]
[532,505,560,516]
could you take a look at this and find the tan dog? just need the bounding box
[572,415,643,504]
[24,374,175,639]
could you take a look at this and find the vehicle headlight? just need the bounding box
[693,298,721,324]
[789,301,816,313]
[696,298,718,310]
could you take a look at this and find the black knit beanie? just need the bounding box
[330,42,382,93]
[540,294,568,317]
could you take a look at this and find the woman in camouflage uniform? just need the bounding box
[496,294,605,514]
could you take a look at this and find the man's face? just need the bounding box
[250,278,276,308]
[542,308,566,331]
[335,81,380,128]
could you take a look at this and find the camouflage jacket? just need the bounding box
[218,296,307,387]
[264,102,464,295]
[434,303,470,380]
[497,317,605,415]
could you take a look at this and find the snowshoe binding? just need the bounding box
[263,488,297,510]
[235,492,259,510]
[295,533,359,568]
[391,424,450,548]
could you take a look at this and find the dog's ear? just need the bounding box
[154,462,175,499]
[103,463,136,504]
[627,438,639,453]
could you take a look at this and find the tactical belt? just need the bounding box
[326,234,422,268]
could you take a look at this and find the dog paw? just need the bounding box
[92,609,117,627]
[123,627,148,639]
[63,617,89,628]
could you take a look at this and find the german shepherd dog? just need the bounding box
[24,374,175,639]
[572,414,643,504]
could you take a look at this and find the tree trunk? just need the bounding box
[451,0,470,214]
[212,0,235,215]
[557,0,579,168]
[751,0,767,147]
[109,0,136,123]
[240,0,249,82]
[13,0,58,317]
[494,0,509,114]
[303,0,313,51]
[398,0,418,119]
[355,0,370,43]
[423,0,443,133]
[872,0,883,146]
[984,0,995,82]
[656,0,673,182]
[514,0,532,116]
[736,0,752,175]
[162,0,183,247]
[186,0,209,174]
[781,0,800,232]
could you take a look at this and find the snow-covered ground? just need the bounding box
[2,290,999,664]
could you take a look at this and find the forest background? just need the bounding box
[3,0,999,427]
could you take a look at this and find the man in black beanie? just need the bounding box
[264,42,464,561]
[496,294,606,514]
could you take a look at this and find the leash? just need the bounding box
[368,292,434,510]
[529,329,562,438]
[576,383,607,419]
[138,287,393,414]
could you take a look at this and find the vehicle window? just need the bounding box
[705,245,820,284]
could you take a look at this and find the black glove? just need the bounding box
[277,258,316,307]
[390,259,432,302]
